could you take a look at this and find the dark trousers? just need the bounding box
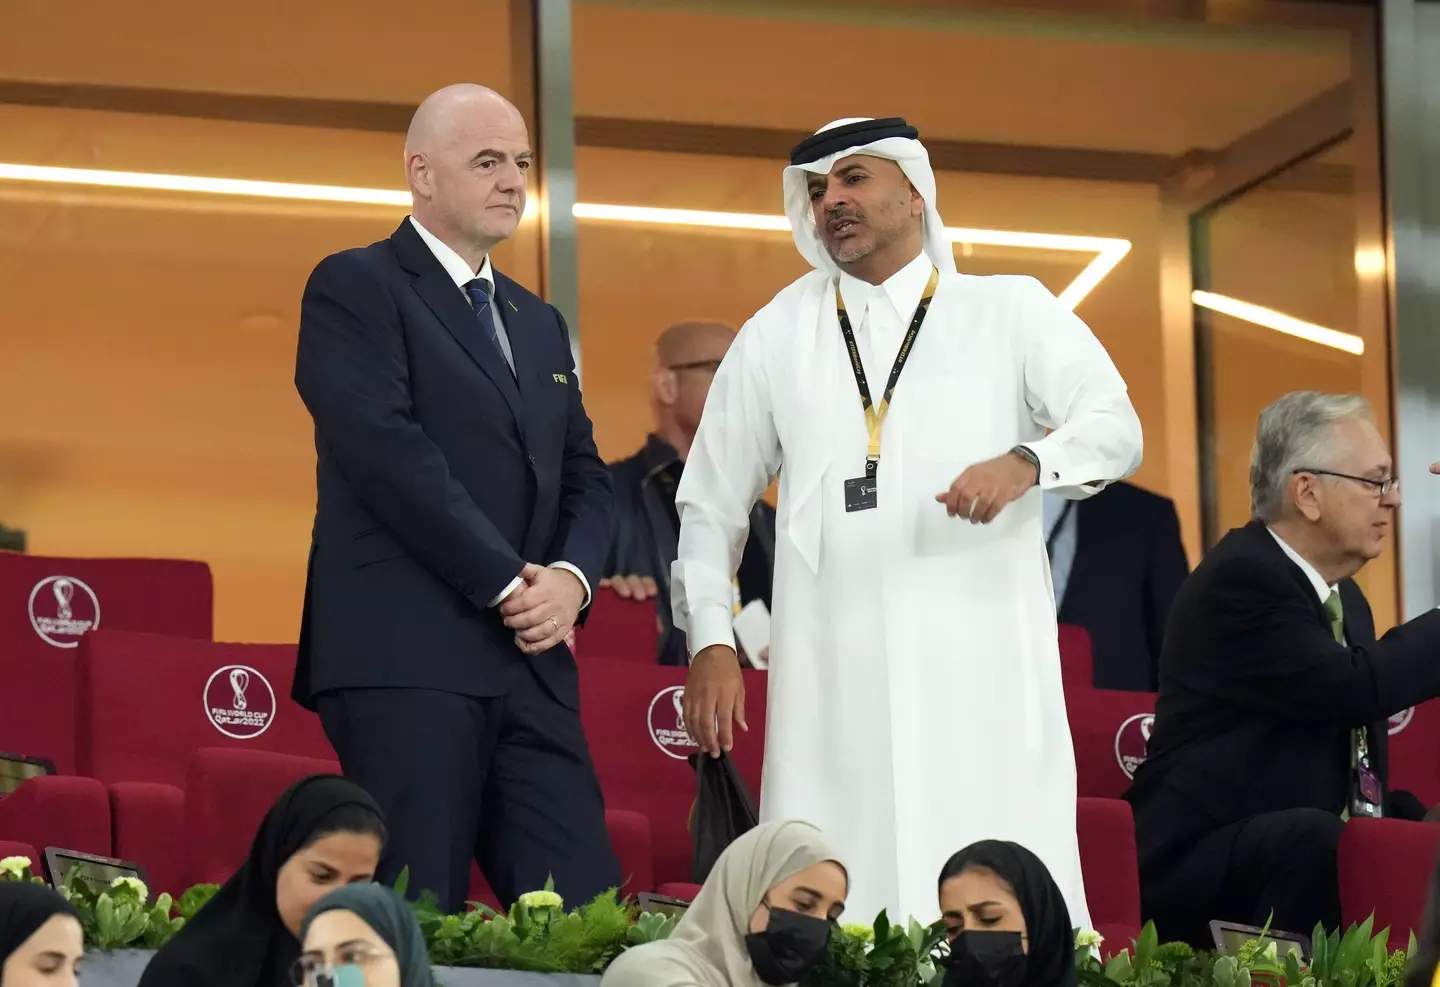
[316,668,619,914]
[1142,808,1345,947]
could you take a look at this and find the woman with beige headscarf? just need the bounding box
[602,821,847,987]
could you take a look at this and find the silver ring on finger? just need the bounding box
[968,496,980,518]
[548,615,560,633]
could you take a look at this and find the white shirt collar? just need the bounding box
[837,249,933,328]
[1267,527,1337,603]
[409,216,493,291]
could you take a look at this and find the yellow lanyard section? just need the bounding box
[834,267,940,463]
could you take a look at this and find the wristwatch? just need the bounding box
[1009,445,1041,484]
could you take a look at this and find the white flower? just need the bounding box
[1075,929,1105,950]
[0,856,33,879]
[110,876,149,900]
[517,890,563,910]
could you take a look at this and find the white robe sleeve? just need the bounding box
[671,320,782,659]
[1010,277,1143,497]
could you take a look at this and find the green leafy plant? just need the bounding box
[408,877,639,974]
[56,870,184,952]
[175,883,220,921]
[802,910,949,987]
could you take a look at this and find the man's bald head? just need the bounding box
[656,320,736,371]
[652,321,737,455]
[404,84,531,266]
[404,84,520,157]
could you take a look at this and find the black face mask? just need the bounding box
[943,931,1027,987]
[744,903,833,985]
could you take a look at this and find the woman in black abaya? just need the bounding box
[138,775,385,987]
[936,840,1078,987]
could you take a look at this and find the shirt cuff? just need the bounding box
[488,576,524,608]
[687,604,738,661]
[548,562,592,609]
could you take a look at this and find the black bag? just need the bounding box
[688,751,759,884]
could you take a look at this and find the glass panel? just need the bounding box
[1192,135,1394,613]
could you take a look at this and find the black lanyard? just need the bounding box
[835,267,939,479]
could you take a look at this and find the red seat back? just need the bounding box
[183,748,340,888]
[575,587,660,664]
[77,630,334,785]
[578,658,766,886]
[1338,817,1440,937]
[1066,688,1157,800]
[0,554,212,771]
[1076,797,1142,952]
[1058,623,1094,692]
[1384,700,1440,807]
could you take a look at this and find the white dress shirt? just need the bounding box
[1268,527,1340,639]
[409,216,515,371]
[408,216,590,610]
[836,249,934,385]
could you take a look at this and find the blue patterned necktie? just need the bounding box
[463,277,512,373]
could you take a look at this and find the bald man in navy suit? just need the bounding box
[293,84,617,913]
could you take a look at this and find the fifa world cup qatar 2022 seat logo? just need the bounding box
[648,686,701,759]
[28,575,100,648]
[1114,713,1155,780]
[204,665,277,740]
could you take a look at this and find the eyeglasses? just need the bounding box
[1292,468,1399,496]
[667,360,723,374]
[291,947,393,986]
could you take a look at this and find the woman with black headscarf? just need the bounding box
[138,775,385,987]
[299,883,434,987]
[936,840,1077,987]
[0,882,83,987]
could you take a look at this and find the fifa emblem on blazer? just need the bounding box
[553,373,568,384]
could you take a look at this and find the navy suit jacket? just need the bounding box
[1058,481,1189,691]
[292,219,612,712]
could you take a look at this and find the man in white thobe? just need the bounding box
[672,117,1143,926]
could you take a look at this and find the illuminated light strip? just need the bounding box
[574,203,1131,309]
[1192,290,1363,355]
[0,164,1131,308]
[0,162,414,206]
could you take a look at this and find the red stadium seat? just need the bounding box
[1383,700,1440,809]
[1337,817,1440,937]
[579,658,766,886]
[0,553,213,772]
[1058,623,1094,692]
[0,775,111,858]
[575,586,661,664]
[1077,797,1143,952]
[76,630,334,786]
[182,748,339,888]
[1066,688,1157,800]
[110,782,186,898]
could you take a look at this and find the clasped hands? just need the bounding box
[935,450,1040,524]
[501,563,586,656]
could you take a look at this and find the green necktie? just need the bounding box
[1326,589,1369,818]
[1324,590,1345,643]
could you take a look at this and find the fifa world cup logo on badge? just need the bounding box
[673,689,687,733]
[230,669,250,711]
[53,579,74,620]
